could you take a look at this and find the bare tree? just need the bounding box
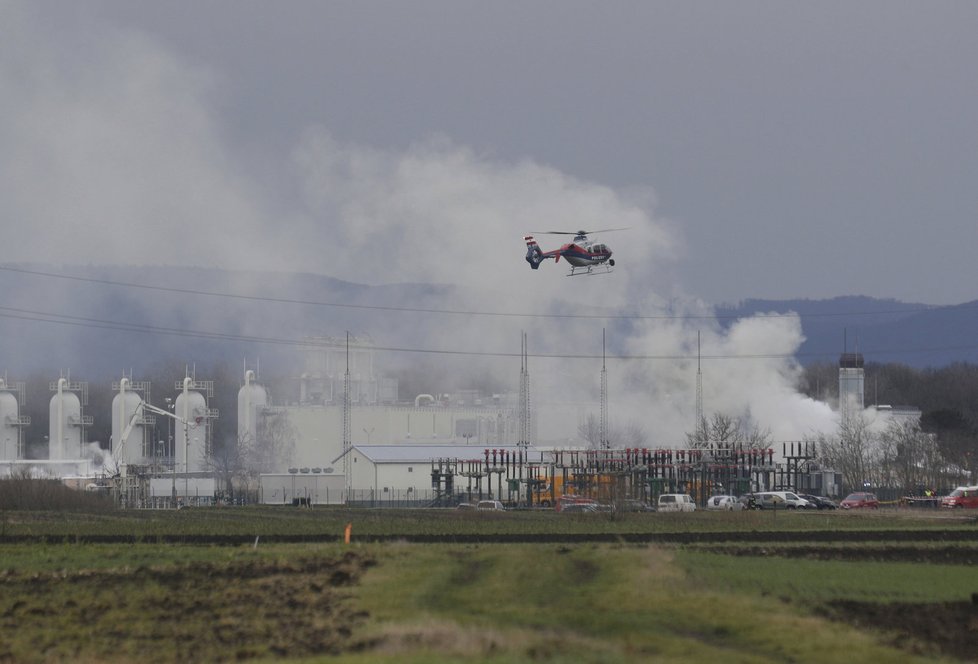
[879,418,939,493]
[686,412,771,449]
[206,436,246,502]
[816,413,875,493]
[241,411,297,474]
[577,415,648,449]
[577,414,602,449]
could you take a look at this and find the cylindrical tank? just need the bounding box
[175,378,208,473]
[0,388,20,460]
[112,378,146,466]
[49,379,82,460]
[237,370,267,448]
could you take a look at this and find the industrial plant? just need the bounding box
[0,334,936,508]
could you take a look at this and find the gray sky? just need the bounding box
[3,0,977,305]
[14,0,976,441]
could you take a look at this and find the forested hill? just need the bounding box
[715,296,978,368]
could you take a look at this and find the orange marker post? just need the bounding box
[344,522,352,544]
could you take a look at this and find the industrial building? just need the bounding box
[344,443,537,503]
[0,377,28,460]
[278,397,523,473]
[0,335,933,505]
[839,352,865,425]
[269,335,528,472]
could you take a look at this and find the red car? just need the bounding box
[840,492,880,509]
[941,486,978,508]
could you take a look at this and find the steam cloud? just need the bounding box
[0,4,838,447]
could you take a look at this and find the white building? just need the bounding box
[238,369,267,447]
[276,398,521,472]
[839,352,865,425]
[0,378,28,460]
[342,443,543,504]
[48,377,92,460]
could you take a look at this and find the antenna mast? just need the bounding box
[600,329,609,449]
[343,332,352,491]
[518,332,530,449]
[696,330,703,433]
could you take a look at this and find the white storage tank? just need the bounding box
[237,369,267,448]
[175,377,209,473]
[0,379,25,460]
[112,377,146,466]
[49,378,83,460]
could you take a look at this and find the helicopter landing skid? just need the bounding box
[567,265,613,276]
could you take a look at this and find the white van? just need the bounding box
[754,491,811,510]
[657,493,696,512]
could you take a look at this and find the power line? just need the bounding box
[0,264,966,322]
[1,303,976,362]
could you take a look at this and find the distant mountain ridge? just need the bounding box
[0,264,456,378]
[1,265,975,375]
[715,296,978,367]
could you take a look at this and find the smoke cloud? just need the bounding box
[0,4,839,447]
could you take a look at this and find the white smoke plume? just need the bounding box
[0,4,839,448]
[85,441,113,473]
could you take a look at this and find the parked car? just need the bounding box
[840,492,880,509]
[753,491,811,510]
[455,503,477,511]
[657,493,696,512]
[619,499,654,512]
[941,486,978,508]
[556,495,597,512]
[738,493,760,510]
[477,500,505,511]
[705,495,742,511]
[800,494,838,510]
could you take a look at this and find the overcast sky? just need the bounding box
[3,1,977,305]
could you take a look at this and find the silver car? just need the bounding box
[705,495,742,511]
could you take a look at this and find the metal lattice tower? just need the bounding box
[600,329,609,449]
[518,332,530,448]
[343,332,352,490]
[696,330,703,432]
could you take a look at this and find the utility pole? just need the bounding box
[696,330,703,437]
[518,332,530,450]
[600,328,609,449]
[343,332,352,494]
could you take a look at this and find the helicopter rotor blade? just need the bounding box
[583,227,630,234]
[530,227,630,236]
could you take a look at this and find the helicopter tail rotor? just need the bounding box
[524,236,543,269]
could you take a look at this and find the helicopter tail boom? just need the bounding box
[524,235,556,269]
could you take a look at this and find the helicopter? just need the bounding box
[523,228,627,276]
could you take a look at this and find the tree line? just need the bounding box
[800,361,978,484]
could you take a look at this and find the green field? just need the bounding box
[2,506,977,662]
[2,504,975,538]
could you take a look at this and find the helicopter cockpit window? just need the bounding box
[592,244,606,253]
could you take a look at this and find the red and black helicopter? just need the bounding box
[524,228,627,276]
